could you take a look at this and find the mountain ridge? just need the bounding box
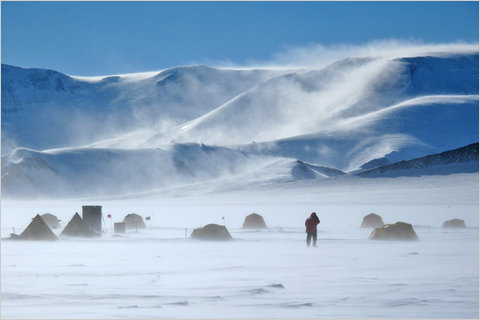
[2,48,478,199]
[2,142,478,199]
[357,142,479,177]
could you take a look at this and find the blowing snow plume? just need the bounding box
[253,40,479,69]
[1,41,478,198]
[1,64,280,153]
[173,42,478,146]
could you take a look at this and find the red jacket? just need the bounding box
[305,213,320,233]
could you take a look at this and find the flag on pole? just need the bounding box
[107,214,111,218]
[146,216,151,220]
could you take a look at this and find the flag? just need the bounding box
[146,216,151,220]
[107,214,111,218]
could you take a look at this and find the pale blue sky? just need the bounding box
[2,1,478,76]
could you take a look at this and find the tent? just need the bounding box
[442,219,466,228]
[20,214,57,241]
[41,213,61,229]
[60,212,97,238]
[361,213,384,228]
[123,213,146,230]
[191,224,232,241]
[242,213,267,229]
[369,222,418,241]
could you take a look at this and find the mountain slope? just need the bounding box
[2,142,477,199]
[357,143,479,177]
[1,144,279,198]
[1,46,478,199]
[1,64,281,152]
[172,54,478,146]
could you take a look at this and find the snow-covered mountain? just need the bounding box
[2,64,282,152]
[2,46,478,198]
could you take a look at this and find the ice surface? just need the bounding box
[1,173,478,319]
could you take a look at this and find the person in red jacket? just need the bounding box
[305,212,320,247]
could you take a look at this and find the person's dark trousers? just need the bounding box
[306,232,317,247]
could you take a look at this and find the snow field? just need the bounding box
[1,224,478,319]
[1,173,478,319]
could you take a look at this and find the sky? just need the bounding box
[1,1,479,76]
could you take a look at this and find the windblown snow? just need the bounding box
[2,45,478,198]
[1,43,479,319]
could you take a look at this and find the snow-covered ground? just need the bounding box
[2,173,478,319]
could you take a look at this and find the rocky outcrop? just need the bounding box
[191,224,232,241]
[361,213,384,228]
[442,219,466,228]
[242,213,267,229]
[369,222,418,241]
